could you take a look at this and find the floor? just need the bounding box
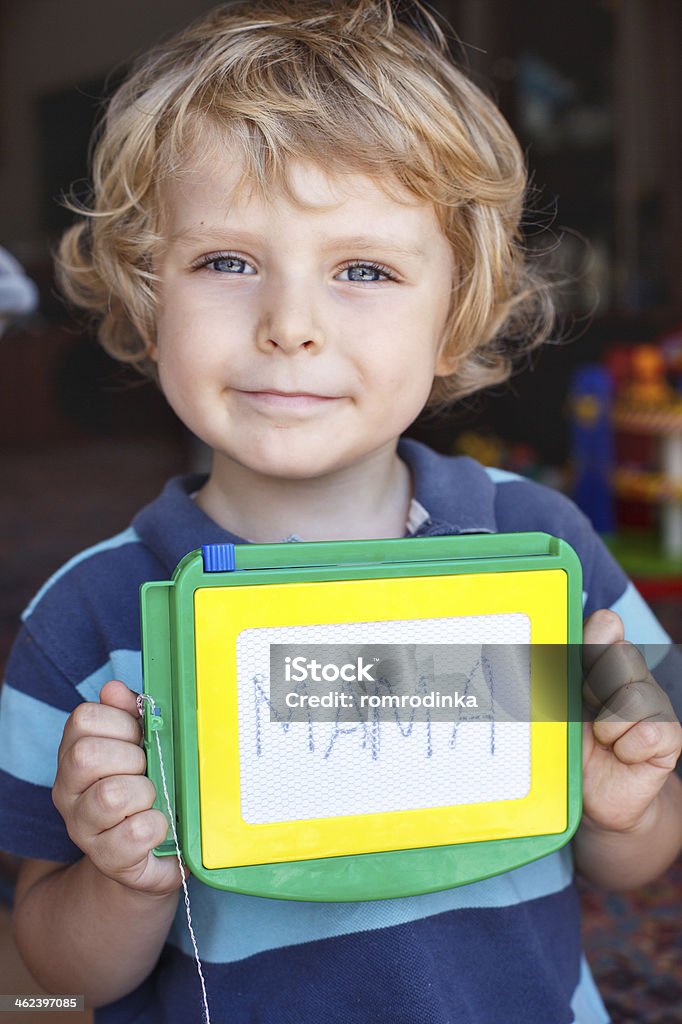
[1,436,682,1022]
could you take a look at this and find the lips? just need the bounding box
[235,388,341,410]
[241,388,336,399]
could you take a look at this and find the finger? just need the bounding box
[92,807,171,878]
[58,700,143,766]
[99,680,142,719]
[103,839,190,899]
[59,736,146,798]
[75,774,158,839]
[127,852,190,897]
[582,610,624,675]
[591,672,676,734]
[582,641,653,713]
[611,719,682,770]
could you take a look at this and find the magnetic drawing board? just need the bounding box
[235,614,532,825]
[140,532,583,901]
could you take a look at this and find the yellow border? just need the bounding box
[194,570,568,868]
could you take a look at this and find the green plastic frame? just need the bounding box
[140,531,583,901]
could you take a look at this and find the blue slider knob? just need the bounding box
[202,543,237,572]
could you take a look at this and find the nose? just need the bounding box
[255,274,324,355]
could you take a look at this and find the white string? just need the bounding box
[137,693,212,1024]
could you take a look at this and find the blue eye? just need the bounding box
[338,261,396,283]
[206,255,253,274]
[194,253,397,282]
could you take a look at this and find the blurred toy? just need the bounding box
[624,345,673,406]
[612,349,682,560]
[453,431,505,470]
[567,366,614,534]
[569,331,682,570]
[660,328,682,395]
[452,431,562,489]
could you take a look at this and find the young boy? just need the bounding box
[2,1,681,1021]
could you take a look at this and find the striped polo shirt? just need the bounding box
[1,436,679,1024]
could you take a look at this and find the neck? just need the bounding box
[194,443,413,543]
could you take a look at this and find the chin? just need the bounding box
[253,455,343,481]
[234,440,349,481]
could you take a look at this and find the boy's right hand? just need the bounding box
[52,680,188,898]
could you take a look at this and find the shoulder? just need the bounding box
[480,466,673,650]
[19,522,165,691]
[402,438,599,547]
[20,471,205,641]
[12,531,161,709]
[483,466,628,609]
[23,525,150,618]
[414,441,630,616]
[407,437,597,550]
[15,471,209,690]
[485,467,596,541]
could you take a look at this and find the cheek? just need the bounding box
[155,304,218,377]
[155,331,187,390]
[363,332,438,396]
[154,321,206,410]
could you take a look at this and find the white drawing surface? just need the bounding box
[235,614,532,824]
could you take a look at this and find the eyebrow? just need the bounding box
[170,228,425,260]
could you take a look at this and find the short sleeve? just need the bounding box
[0,626,84,862]
[491,473,682,746]
[579,523,682,721]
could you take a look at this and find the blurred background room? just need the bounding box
[1,1,681,1021]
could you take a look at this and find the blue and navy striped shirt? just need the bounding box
[2,436,680,1024]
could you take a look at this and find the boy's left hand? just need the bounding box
[581,609,682,833]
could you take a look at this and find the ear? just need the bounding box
[434,348,457,377]
[132,313,158,363]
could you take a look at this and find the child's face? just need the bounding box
[154,146,455,481]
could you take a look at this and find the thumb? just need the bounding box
[99,679,141,719]
[582,609,624,674]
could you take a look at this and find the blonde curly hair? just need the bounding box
[55,0,555,408]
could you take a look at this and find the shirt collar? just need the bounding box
[132,436,497,574]
[397,436,497,537]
